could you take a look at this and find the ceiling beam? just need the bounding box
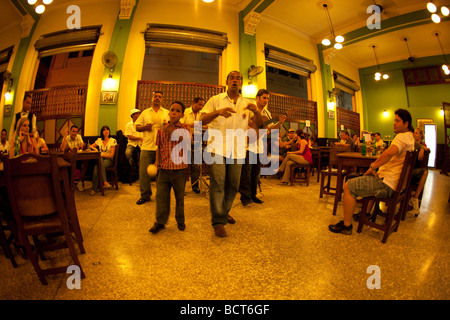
[341,8,450,47]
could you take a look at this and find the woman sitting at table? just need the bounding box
[9,117,37,158]
[34,130,49,154]
[88,125,116,195]
[278,129,313,185]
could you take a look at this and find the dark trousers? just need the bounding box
[239,151,261,200]
[155,168,187,225]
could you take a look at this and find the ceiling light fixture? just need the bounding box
[435,33,450,75]
[28,0,53,15]
[427,1,437,13]
[321,3,344,50]
[427,1,449,23]
[372,45,389,81]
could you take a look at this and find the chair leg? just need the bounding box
[0,222,17,268]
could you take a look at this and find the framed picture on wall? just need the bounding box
[417,118,434,133]
[100,91,117,104]
[3,104,11,117]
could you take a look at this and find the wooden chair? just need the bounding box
[106,144,120,190]
[357,150,417,243]
[319,145,351,198]
[402,148,430,220]
[0,214,17,268]
[4,153,85,285]
[290,163,311,186]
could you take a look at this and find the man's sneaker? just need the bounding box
[76,182,85,192]
[329,221,353,235]
[409,197,420,216]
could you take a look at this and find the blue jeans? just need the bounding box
[209,156,242,227]
[155,169,187,225]
[139,150,156,200]
[92,158,113,190]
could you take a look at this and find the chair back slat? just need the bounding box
[4,154,62,218]
[329,145,351,168]
[393,150,418,199]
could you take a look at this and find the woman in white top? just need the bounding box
[88,125,117,195]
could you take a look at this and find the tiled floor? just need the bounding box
[1,169,449,300]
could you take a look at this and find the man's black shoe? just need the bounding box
[177,222,186,231]
[328,221,352,235]
[149,223,165,234]
[192,187,200,194]
[136,198,148,205]
[241,198,252,206]
[251,197,264,204]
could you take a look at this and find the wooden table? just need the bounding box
[311,147,330,182]
[60,150,104,196]
[332,152,378,215]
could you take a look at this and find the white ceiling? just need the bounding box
[1,0,449,69]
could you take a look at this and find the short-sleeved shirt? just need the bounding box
[94,137,117,154]
[156,123,190,170]
[0,140,9,154]
[201,92,253,159]
[377,131,414,191]
[135,107,170,151]
[64,134,84,150]
[125,120,143,148]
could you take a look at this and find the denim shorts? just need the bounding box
[347,175,394,199]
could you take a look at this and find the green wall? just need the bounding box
[360,55,450,144]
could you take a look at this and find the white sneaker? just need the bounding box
[409,197,420,216]
[77,182,85,192]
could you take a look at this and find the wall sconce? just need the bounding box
[327,100,336,110]
[383,110,389,118]
[440,108,445,117]
[242,81,257,98]
[3,72,13,100]
[103,74,117,91]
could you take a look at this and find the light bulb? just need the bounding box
[202,0,214,3]
[440,108,445,116]
[322,39,331,46]
[375,72,381,78]
[443,64,449,71]
[43,0,53,4]
[431,13,441,23]
[335,35,344,43]
[4,91,12,100]
[27,0,37,5]
[334,43,343,50]
[383,74,389,79]
[427,2,437,13]
[441,6,449,16]
[35,4,45,14]
[445,68,450,75]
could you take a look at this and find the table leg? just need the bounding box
[333,158,344,215]
[97,155,104,196]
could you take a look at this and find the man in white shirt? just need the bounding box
[0,129,10,156]
[135,91,170,205]
[182,97,205,194]
[239,89,285,206]
[200,70,262,237]
[329,109,414,235]
[125,108,143,179]
[60,125,87,191]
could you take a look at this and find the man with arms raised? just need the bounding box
[200,71,262,237]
